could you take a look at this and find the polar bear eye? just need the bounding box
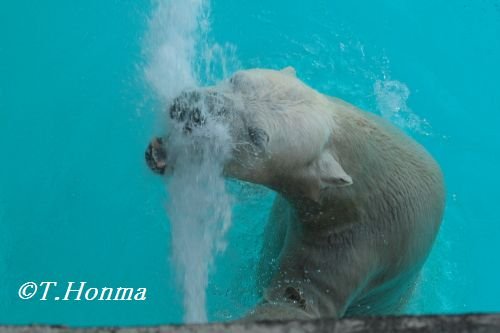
[248,127,269,151]
[229,77,238,87]
[229,73,245,88]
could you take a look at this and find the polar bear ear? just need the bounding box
[300,152,352,202]
[317,152,353,188]
[280,66,297,77]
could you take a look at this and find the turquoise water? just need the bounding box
[1,0,500,326]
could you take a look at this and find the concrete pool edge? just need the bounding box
[1,314,500,333]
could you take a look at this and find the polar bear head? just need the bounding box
[146,68,352,201]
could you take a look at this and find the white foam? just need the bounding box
[167,117,233,323]
[143,0,238,102]
[143,0,208,102]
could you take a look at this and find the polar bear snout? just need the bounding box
[168,90,232,133]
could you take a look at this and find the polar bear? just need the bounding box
[145,67,445,320]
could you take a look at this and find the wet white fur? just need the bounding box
[185,68,445,320]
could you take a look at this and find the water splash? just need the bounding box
[143,0,238,102]
[374,79,431,135]
[166,114,233,323]
[143,0,208,102]
[142,0,237,323]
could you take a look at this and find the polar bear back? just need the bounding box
[328,97,444,265]
[256,96,445,319]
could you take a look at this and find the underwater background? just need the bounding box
[1,0,500,325]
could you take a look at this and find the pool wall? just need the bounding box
[1,314,500,333]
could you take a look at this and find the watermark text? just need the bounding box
[18,282,147,301]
